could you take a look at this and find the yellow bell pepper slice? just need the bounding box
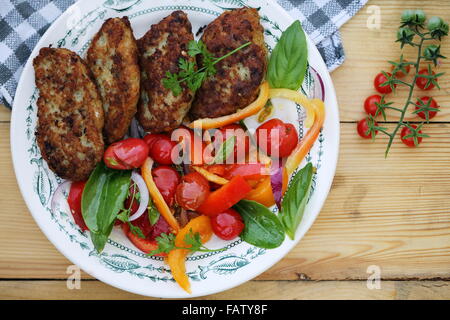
[188,82,270,130]
[285,98,325,175]
[141,157,180,232]
[191,165,229,185]
[167,215,213,293]
[268,88,316,128]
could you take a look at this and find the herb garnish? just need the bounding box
[148,230,226,256]
[162,40,251,96]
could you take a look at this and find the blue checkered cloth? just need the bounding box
[0,0,367,109]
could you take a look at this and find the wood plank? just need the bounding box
[0,280,449,300]
[1,122,449,280]
[332,0,450,122]
[0,105,11,122]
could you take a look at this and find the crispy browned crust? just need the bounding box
[189,7,267,120]
[33,47,104,181]
[86,17,140,144]
[137,10,195,133]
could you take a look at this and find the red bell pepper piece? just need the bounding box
[223,163,268,180]
[197,176,252,216]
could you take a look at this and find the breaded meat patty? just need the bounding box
[137,10,195,133]
[86,16,140,144]
[189,8,267,120]
[33,48,104,181]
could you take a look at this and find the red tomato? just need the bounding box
[211,209,244,240]
[103,145,131,170]
[121,223,163,256]
[104,138,149,169]
[416,68,436,90]
[401,125,423,147]
[255,119,298,158]
[170,126,208,165]
[148,215,171,240]
[129,210,153,238]
[67,181,88,231]
[415,96,439,120]
[364,94,382,116]
[152,166,180,206]
[357,118,378,139]
[143,133,166,149]
[374,72,395,94]
[214,124,250,162]
[146,134,177,165]
[390,62,411,77]
[175,172,210,211]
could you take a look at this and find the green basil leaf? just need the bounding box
[82,163,131,252]
[268,20,308,90]
[234,200,285,249]
[280,162,314,240]
[213,135,236,164]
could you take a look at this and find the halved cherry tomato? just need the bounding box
[255,119,298,158]
[415,96,440,120]
[416,68,436,90]
[171,126,209,165]
[357,118,378,139]
[374,72,395,94]
[175,172,210,210]
[152,165,180,206]
[122,223,163,256]
[67,181,88,231]
[197,176,252,216]
[145,134,177,165]
[213,124,250,162]
[401,125,423,147]
[104,138,149,169]
[211,208,244,240]
[364,94,382,116]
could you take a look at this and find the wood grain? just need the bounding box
[1,122,449,282]
[335,0,450,122]
[1,0,450,299]
[0,280,448,300]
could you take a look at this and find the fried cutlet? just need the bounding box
[189,7,267,120]
[33,47,104,181]
[86,17,140,144]
[137,10,195,133]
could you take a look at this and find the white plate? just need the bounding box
[10,0,340,298]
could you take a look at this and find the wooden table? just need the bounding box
[1,0,449,300]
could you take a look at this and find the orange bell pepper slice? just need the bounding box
[197,175,252,216]
[285,98,325,175]
[188,82,270,130]
[167,215,213,293]
[141,157,180,232]
[244,167,288,207]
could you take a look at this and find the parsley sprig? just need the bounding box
[117,182,146,239]
[148,229,226,256]
[162,40,251,96]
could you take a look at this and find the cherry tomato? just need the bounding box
[103,145,131,170]
[211,209,244,240]
[152,166,180,206]
[104,138,149,169]
[400,125,423,147]
[175,172,210,211]
[357,118,378,139]
[148,215,171,240]
[67,181,88,231]
[374,72,395,94]
[145,134,177,165]
[415,96,439,120]
[121,223,163,256]
[416,68,436,90]
[214,124,250,162]
[255,119,298,158]
[170,126,208,165]
[390,61,411,77]
[364,94,382,116]
[129,210,153,238]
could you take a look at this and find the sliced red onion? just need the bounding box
[129,118,146,139]
[50,181,72,215]
[270,160,283,210]
[309,66,325,101]
[128,171,150,222]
